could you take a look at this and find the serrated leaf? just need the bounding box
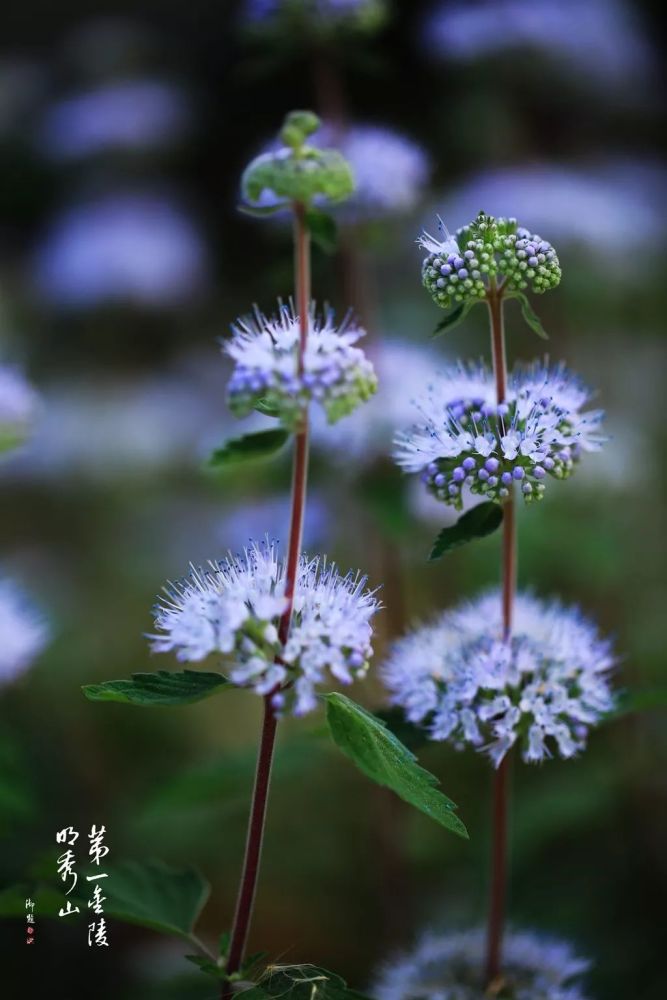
[429,502,503,560]
[515,292,549,340]
[185,954,223,979]
[208,429,290,467]
[104,859,210,940]
[324,694,468,839]
[305,209,338,253]
[82,670,228,707]
[240,964,372,1000]
[431,302,473,338]
[238,202,288,218]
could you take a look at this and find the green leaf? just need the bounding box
[254,398,281,418]
[208,429,290,467]
[606,688,667,721]
[240,964,372,1000]
[82,670,228,707]
[324,694,468,839]
[104,859,210,941]
[185,954,223,979]
[514,292,549,340]
[431,302,474,338]
[238,202,287,218]
[429,502,503,560]
[306,209,338,253]
[280,110,321,148]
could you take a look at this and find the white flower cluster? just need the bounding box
[150,541,380,716]
[394,361,605,508]
[0,365,39,453]
[374,927,591,1000]
[0,579,49,684]
[382,592,615,767]
[225,304,377,430]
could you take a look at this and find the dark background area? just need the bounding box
[0,1,665,997]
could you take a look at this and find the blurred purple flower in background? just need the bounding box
[37,79,191,160]
[0,578,49,685]
[324,124,431,219]
[219,493,332,554]
[437,161,667,267]
[32,192,207,308]
[312,339,448,465]
[374,927,591,1000]
[423,0,654,91]
[8,356,246,480]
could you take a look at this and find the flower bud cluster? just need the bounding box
[241,112,354,209]
[420,211,561,310]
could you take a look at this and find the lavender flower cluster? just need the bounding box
[150,541,380,716]
[225,304,377,429]
[420,211,561,311]
[374,927,591,1000]
[382,592,615,767]
[0,579,49,684]
[323,124,430,219]
[394,362,604,508]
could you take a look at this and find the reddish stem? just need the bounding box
[224,203,311,991]
[224,697,278,983]
[485,286,516,986]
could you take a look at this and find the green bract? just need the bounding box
[242,111,355,208]
[421,211,561,312]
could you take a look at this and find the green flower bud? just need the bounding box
[241,110,355,208]
[280,109,320,150]
[419,211,561,311]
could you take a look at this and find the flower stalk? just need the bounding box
[485,282,515,986]
[224,202,312,987]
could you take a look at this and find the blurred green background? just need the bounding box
[1,1,665,996]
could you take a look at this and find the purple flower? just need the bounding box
[382,591,615,767]
[33,192,207,308]
[150,540,381,716]
[0,579,49,684]
[37,79,190,160]
[394,361,604,509]
[374,926,591,1000]
[422,0,654,93]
